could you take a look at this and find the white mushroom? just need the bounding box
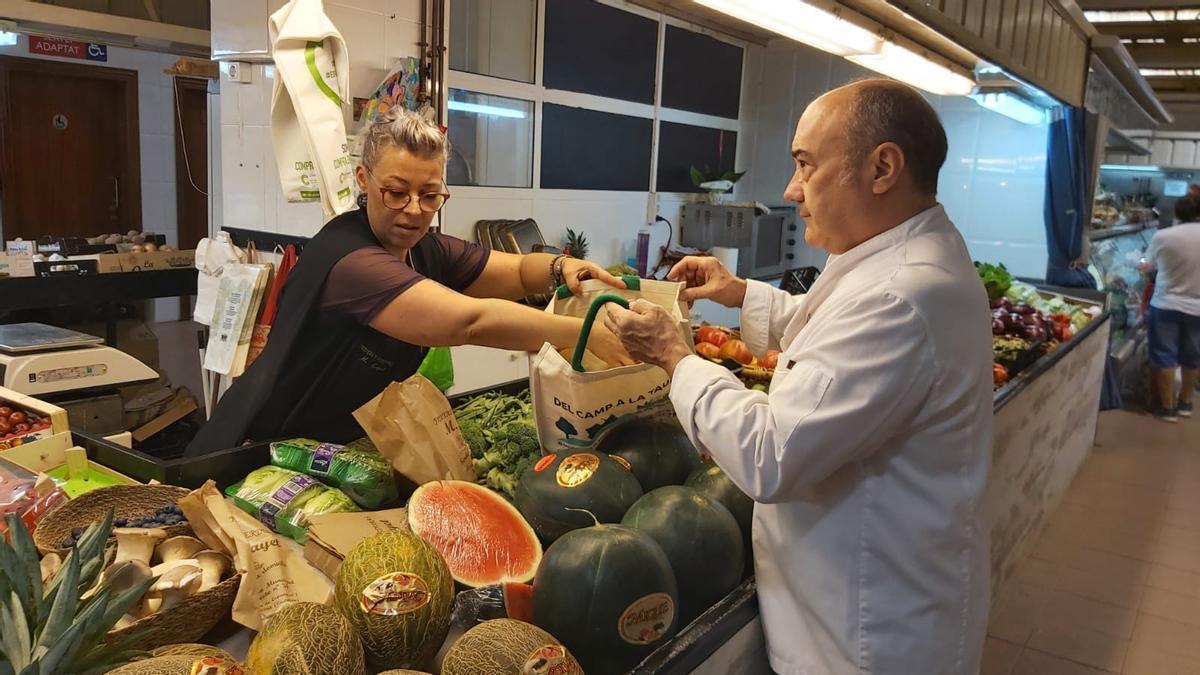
[39,553,62,585]
[195,550,231,593]
[147,565,202,614]
[88,559,153,605]
[113,528,168,566]
[151,558,201,577]
[155,536,205,564]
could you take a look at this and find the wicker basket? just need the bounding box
[34,484,192,555]
[105,573,243,652]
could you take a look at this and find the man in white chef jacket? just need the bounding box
[607,79,992,674]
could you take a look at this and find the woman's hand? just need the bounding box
[667,256,748,307]
[561,258,627,295]
[587,320,637,367]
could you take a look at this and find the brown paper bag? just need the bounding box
[353,374,475,485]
[304,508,410,579]
[179,481,333,630]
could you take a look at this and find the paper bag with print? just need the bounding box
[353,374,474,485]
[179,481,333,630]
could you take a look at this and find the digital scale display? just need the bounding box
[29,364,108,384]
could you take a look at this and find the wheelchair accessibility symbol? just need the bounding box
[52,114,68,131]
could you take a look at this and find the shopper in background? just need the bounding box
[605,79,991,674]
[1141,194,1200,421]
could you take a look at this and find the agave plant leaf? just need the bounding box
[689,165,705,187]
[1,590,31,671]
[31,603,91,675]
[35,551,79,651]
[0,518,36,629]
[80,575,153,650]
[719,170,746,183]
[4,516,41,617]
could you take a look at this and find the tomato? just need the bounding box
[696,326,730,348]
[14,423,29,434]
[760,350,781,370]
[993,363,1009,386]
[9,411,26,424]
[695,342,721,360]
[0,407,13,417]
[719,339,754,365]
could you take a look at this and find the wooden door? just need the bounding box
[0,56,141,240]
[174,76,208,318]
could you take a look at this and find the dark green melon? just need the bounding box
[515,451,643,542]
[621,486,743,626]
[597,419,701,490]
[533,524,678,675]
[334,530,455,670]
[686,462,755,576]
[442,619,584,675]
[246,601,365,675]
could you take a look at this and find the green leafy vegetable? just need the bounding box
[975,261,1014,301]
[454,390,542,498]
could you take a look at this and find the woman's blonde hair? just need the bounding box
[360,108,449,168]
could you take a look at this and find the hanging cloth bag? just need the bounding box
[247,244,299,367]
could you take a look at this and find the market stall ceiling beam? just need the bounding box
[1078,0,1197,10]
[1125,44,1200,67]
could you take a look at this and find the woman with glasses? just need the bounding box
[186,109,631,455]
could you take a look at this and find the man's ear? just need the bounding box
[870,142,905,195]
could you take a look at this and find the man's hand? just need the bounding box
[604,299,693,375]
[667,256,748,307]
[562,258,627,295]
[587,320,637,367]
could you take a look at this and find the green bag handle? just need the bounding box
[571,293,630,372]
[555,274,641,300]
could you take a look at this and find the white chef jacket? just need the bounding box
[671,205,992,675]
[1146,221,1200,316]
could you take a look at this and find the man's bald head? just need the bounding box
[820,79,948,195]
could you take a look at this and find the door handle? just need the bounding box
[111,177,119,211]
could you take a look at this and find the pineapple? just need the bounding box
[564,228,589,260]
[0,511,153,675]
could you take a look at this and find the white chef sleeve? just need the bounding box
[671,291,936,503]
[739,279,806,356]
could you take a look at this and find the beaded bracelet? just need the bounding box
[549,253,568,291]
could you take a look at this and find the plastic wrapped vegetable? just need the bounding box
[226,466,360,541]
[269,438,398,508]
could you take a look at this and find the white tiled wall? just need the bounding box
[0,37,191,319]
[738,40,1051,279]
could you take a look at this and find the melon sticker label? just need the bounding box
[522,644,577,675]
[556,453,599,488]
[535,454,557,473]
[608,454,632,472]
[618,592,674,645]
[360,571,431,616]
[189,656,244,675]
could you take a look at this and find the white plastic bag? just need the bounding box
[204,263,271,377]
[193,232,246,326]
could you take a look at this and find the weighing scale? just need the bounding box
[0,323,158,397]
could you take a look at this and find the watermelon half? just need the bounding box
[408,480,543,588]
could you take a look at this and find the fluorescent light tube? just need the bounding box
[848,41,975,96]
[972,92,1046,125]
[447,100,528,119]
[0,31,17,47]
[696,0,882,57]
[1100,164,1162,172]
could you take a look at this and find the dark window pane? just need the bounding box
[544,0,657,104]
[656,121,738,193]
[662,25,743,119]
[542,104,652,191]
[446,89,534,188]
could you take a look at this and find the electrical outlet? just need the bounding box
[226,62,253,84]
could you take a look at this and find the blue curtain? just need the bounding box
[1044,106,1097,289]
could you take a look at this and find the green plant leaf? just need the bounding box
[35,551,78,651]
[0,525,35,636]
[689,166,705,187]
[719,170,746,183]
[1,591,31,671]
[30,606,88,675]
[5,517,40,618]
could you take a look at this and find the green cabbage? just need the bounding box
[226,466,359,542]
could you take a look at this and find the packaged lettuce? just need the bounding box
[225,465,360,542]
[269,437,399,509]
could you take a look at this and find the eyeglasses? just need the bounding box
[366,168,451,213]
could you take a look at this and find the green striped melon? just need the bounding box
[622,486,743,626]
[685,462,754,575]
[335,530,454,670]
[515,451,643,542]
[246,601,365,675]
[107,655,242,675]
[597,419,701,490]
[442,619,583,675]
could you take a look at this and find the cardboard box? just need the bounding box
[304,508,410,579]
[94,249,196,274]
[0,437,140,487]
[0,253,36,277]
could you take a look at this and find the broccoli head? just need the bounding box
[458,419,488,459]
[491,422,540,464]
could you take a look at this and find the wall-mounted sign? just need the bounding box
[51,114,68,131]
[28,35,107,62]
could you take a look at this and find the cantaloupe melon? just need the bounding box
[150,644,237,661]
[334,530,454,670]
[106,655,242,675]
[246,601,365,675]
[442,619,583,675]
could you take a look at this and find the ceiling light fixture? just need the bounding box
[1085,8,1200,22]
[1139,68,1200,77]
[447,100,528,119]
[695,0,883,56]
[848,39,976,96]
[971,92,1048,125]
